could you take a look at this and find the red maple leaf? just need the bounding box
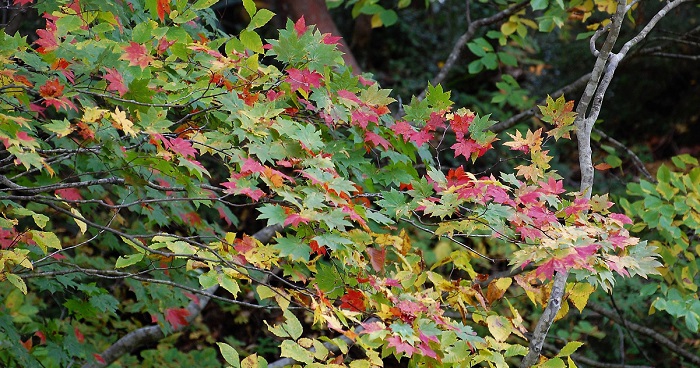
[339,289,366,312]
[294,16,307,37]
[120,42,154,69]
[165,307,191,329]
[309,240,327,255]
[240,157,265,175]
[396,299,427,322]
[39,78,77,111]
[286,68,323,94]
[387,335,418,357]
[451,138,482,159]
[364,131,391,150]
[238,187,265,201]
[13,0,34,5]
[321,33,342,45]
[51,58,74,84]
[608,213,633,226]
[156,0,171,22]
[55,188,83,201]
[74,327,85,344]
[93,354,106,365]
[450,111,474,136]
[103,68,128,96]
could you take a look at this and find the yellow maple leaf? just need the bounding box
[111,107,136,137]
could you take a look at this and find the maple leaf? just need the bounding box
[387,335,417,357]
[283,212,310,227]
[168,138,197,158]
[339,289,366,312]
[294,16,307,37]
[286,68,322,94]
[51,58,74,84]
[418,342,439,359]
[608,213,633,226]
[514,164,542,182]
[351,108,378,129]
[537,177,565,195]
[55,188,83,201]
[165,307,191,329]
[103,68,128,96]
[156,0,171,22]
[366,246,386,272]
[504,128,543,154]
[390,121,415,142]
[365,131,391,150]
[111,107,136,137]
[309,240,327,255]
[396,299,427,322]
[120,42,154,70]
[564,198,590,217]
[450,110,474,136]
[39,78,77,111]
[240,158,265,175]
[337,89,362,104]
[13,0,34,5]
[35,18,58,53]
[322,33,342,45]
[451,138,485,160]
[74,327,85,343]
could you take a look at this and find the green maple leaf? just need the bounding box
[468,113,496,144]
[274,235,311,262]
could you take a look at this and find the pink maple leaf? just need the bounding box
[240,158,265,175]
[164,308,190,329]
[35,18,58,53]
[337,89,362,104]
[574,243,599,258]
[365,131,391,150]
[418,342,439,359]
[120,42,154,70]
[606,258,630,277]
[410,128,434,147]
[485,184,513,205]
[535,258,566,280]
[283,213,310,227]
[103,68,128,96]
[564,198,590,217]
[451,138,482,159]
[55,188,83,201]
[287,68,323,94]
[351,108,378,129]
[294,16,307,36]
[391,121,415,142]
[361,321,386,334]
[609,213,633,226]
[387,335,418,357]
[13,0,34,5]
[238,187,265,201]
[537,177,565,195]
[168,138,197,158]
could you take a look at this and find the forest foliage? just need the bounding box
[0,0,698,367]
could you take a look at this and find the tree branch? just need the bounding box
[81,224,281,368]
[542,342,654,368]
[587,303,700,366]
[417,0,529,100]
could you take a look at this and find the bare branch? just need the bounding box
[418,0,529,100]
[587,303,700,366]
[542,342,654,368]
[520,270,568,367]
